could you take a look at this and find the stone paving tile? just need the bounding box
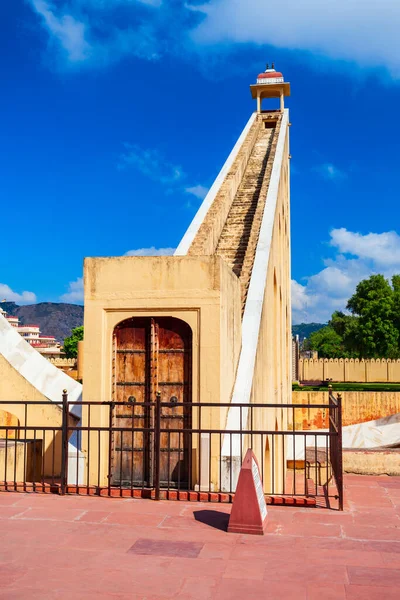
[1,475,400,598]
[343,525,400,542]
[175,576,219,600]
[223,558,266,580]
[347,565,400,586]
[307,583,346,599]
[345,584,400,599]
[0,506,28,519]
[279,521,342,537]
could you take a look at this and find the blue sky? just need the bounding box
[2,1,400,323]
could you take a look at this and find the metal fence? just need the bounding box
[0,393,343,509]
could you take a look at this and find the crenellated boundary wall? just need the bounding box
[299,358,400,383]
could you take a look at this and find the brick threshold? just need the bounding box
[0,482,316,507]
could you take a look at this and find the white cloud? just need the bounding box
[330,228,400,267]
[0,284,37,305]
[314,163,347,181]
[194,0,400,77]
[125,247,175,256]
[60,277,84,303]
[292,228,400,324]
[28,0,400,76]
[30,1,91,63]
[119,144,184,185]
[185,185,209,200]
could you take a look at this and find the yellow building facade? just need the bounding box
[82,66,292,493]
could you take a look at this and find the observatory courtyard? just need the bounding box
[1,476,400,599]
[1,66,400,599]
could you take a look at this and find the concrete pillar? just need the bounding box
[257,93,261,113]
[280,92,284,112]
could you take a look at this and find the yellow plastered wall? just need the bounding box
[291,390,400,429]
[82,255,242,487]
[299,358,400,382]
[0,353,71,476]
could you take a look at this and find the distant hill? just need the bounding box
[292,322,325,341]
[0,302,322,344]
[0,302,83,342]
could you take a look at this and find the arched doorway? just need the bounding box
[111,317,192,489]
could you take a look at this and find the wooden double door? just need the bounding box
[111,317,192,488]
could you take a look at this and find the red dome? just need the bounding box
[257,71,283,79]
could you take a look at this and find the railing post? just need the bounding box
[154,392,161,500]
[107,401,114,496]
[60,389,69,495]
[337,393,344,511]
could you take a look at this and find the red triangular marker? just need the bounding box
[228,449,268,535]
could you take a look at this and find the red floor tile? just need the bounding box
[307,584,346,599]
[343,525,400,542]
[223,559,266,580]
[347,565,400,586]
[266,563,349,584]
[103,511,165,526]
[1,476,400,599]
[176,576,219,600]
[198,543,234,560]
[345,584,400,599]
[279,521,342,538]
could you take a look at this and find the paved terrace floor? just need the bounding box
[1,475,400,599]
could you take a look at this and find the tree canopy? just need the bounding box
[306,275,400,359]
[63,326,84,358]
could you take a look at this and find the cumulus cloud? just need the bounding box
[125,247,175,256]
[30,0,91,63]
[60,277,84,303]
[194,0,400,77]
[0,284,37,305]
[27,0,400,76]
[28,0,195,70]
[185,185,209,200]
[292,228,400,324]
[330,228,400,267]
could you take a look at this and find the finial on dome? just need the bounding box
[271,62,275,69]
[266,63,269,70]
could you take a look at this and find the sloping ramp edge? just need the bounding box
[0,313,82,417]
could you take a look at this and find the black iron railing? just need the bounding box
[329,390,343,510]
[0,393,343,509]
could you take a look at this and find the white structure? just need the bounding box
[0,307,62,356]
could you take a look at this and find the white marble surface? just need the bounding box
[0,313,82,416]
[286,412,400,460]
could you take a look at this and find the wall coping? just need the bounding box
[300,358,400,364]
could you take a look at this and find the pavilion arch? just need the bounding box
[111,316,193,489]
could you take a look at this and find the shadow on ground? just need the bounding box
[194,510,230,531]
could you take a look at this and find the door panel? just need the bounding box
[157,318,191,488]
[112,319,150,486]
[111,317,192,489]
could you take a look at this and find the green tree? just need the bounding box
[306,326,346,358]
[347,275,399,358]
[329,311,359,356]
[63,326,84,358]
[392,275,400,334]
